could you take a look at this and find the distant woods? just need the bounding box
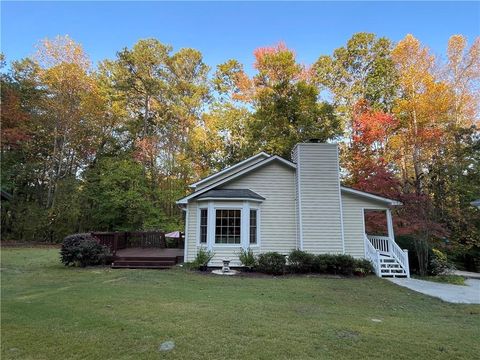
[1,34,479,267]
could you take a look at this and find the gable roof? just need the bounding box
[340,186,402,206]
[177,155,296,204]
[189,152,270,189]
[196,189,265,201]
[177,153,401,207]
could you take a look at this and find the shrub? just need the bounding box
[334,254,357,275]
[354,259,374,276]
[60,233,110,267]
[313,254,336,273]
[429,248,454,276]
[189,247,215,271]
[238,248,257,269]
[256,252,286,275]
[287,250,315,273]
[312,254,366,276]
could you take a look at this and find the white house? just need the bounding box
[177,141,410,277]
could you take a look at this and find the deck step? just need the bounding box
[111,264,173,269]
[114,256,178,262]
[112,260,176,268]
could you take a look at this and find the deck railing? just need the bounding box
[91,231,184,256]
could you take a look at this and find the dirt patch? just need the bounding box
[336,330,360,340]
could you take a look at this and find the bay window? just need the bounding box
[198,202,260,246]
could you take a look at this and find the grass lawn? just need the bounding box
[1,248,479,360]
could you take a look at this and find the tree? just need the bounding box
[79,156,171,231]
[391,34,453,193]
[427,127,480,271]
[214,43,340,159]
[314,33,398,123]
[100,39,210,217]
[443,35,480,132]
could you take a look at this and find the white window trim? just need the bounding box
[213,204,243,247]
[196,206,209,247]
[196,200,261,250]
[248,206,261,248]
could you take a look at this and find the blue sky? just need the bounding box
[2,1,479,74]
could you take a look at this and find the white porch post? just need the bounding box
[386,208,394,240]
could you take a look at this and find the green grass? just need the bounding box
[1,248,479,360]
[414,275,467,286]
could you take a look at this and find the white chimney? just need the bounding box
[292,142,344,254]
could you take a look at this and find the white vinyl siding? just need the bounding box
[220,161,297,254]
[292,143,344,254]
[194,154,268,191]
[186,201,198,261]
[341,191,389,258]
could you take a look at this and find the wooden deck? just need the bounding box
[112,248,184,269]
[92,231,185,269]
[115,248,184,258]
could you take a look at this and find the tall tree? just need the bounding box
[314,33,398,122]
[215,43,340,159]
[443,35,480,132]
[391,34,452,193]
[100,39,210,217]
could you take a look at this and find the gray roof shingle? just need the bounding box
[195,188,265,200]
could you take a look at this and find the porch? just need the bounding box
[363,208,410,278]
[92,231,184,269]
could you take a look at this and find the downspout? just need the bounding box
[183,206,189,262]
[336,146,346,254]
[296,146,304,251]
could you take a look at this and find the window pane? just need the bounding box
[250,209,257,244]
[200,209,208,243]
[215,209,241,244]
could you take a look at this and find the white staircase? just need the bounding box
[365,235,410,278]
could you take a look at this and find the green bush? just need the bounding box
[60,233,110,267]
[238,248,257,268]
[312,253,372,276]
[353,259,374,275]
[256,252,286,275]
[188,247,215,271]
[313,254,336,273]
[429,248,454,275]
[334,254,357,275]
[287,250,315,273]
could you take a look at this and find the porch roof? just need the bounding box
[195,188,265,201]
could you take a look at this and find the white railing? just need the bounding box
[389,239,410,278]
[364,235,381,276]
[366,234,410,278]
[367,235,390,253]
